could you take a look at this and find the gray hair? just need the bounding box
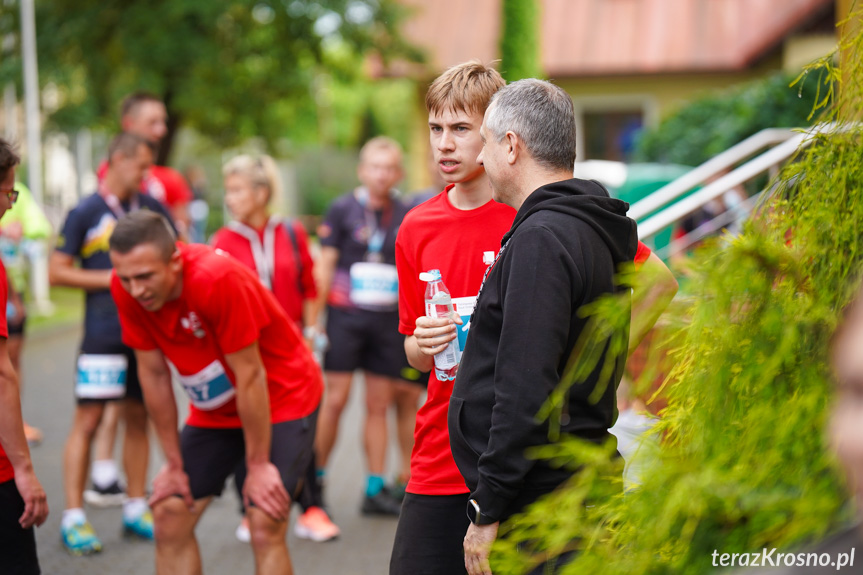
[485,79,576,171]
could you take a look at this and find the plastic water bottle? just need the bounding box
[420,269,460,381]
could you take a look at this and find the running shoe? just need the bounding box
[61,521,103,556]
[389,478,408,501]
[294,506,340,542]
[83,480,125,507]
[235,517,251,543]
[361,488,402,516]
[123,510,155,540]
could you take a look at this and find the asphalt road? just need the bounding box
[20,325,402,574]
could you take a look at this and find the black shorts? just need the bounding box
[390,492,470,575]
[180,410,317,502]
[75,346,143,405]
[325,306,420,384]
[0,480,41,575]
[7,294,25,336]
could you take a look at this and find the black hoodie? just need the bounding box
[448,177,637,523]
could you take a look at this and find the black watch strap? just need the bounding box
[467,498,495,525]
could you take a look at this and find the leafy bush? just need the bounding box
[636,71,828,166]
[492,18,861,575]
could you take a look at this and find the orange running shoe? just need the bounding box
[293,506,340,542]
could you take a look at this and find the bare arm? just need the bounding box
[0,337,48,528]
[224,342,289,521]
[308,246,338,331]
[135,348,191,508]
[48,251,111,291]
[629,252,679,354]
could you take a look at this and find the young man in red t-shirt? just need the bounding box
[109,210,322,574]
[391,60,511,575]
[0,139,48,574]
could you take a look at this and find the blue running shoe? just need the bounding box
[123,510,155,540]
[61,521,103,556]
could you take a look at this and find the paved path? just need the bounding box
[21,325,402,574]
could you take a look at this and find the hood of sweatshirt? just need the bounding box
[502,177,637,264]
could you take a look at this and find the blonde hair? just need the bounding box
[425,60,506,117]
[358,136,403,166]
[222,154,282,205]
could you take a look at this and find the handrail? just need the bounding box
[628,128,796,221]
[637,132,806,239]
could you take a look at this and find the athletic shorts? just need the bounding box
[7,293,25,336]
[75,346,143,404]
[390,492,470,575]
[0,480,41,575]
[180,409,318,502]
[325,306,424,385]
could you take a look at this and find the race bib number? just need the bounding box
[349,262,399,309]
[170,359,236,411]
[76,354,128,399]
[451,296,476,362]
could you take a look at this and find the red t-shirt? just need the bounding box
[0,259,12,483]
[112,243,322,428]
[635,240,651,267]
[396,187,516,495]
[396,188,654,496]
[211,219,317,326]
[97,161,192,208]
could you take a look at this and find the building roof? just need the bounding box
[395,0,834,77]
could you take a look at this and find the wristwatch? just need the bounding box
[466,498,496,525]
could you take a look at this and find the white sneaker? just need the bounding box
[235,517,251,543]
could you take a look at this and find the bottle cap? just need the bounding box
[419,269,441,282]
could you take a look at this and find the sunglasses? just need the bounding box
[0,187,19,204]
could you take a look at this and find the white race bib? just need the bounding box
[76,354,128,399]
[169,359,236,411]
[349,262,399,309]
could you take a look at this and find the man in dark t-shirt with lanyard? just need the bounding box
[311,136,422,516]
[49,132,174,555]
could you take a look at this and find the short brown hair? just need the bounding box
[0,138,20,183]
[359,136,403,165]
[107,132,154,165]
[109,210,177,262]
[120,91,163,120]
[425,60,505,117]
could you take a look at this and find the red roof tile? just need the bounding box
[396,0,833,77]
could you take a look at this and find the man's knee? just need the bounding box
[123,400,149,432]
[248,511,288,550]
[152,498,196,545]
[73,403,105,437]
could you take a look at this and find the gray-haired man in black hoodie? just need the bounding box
[448,79,638,575]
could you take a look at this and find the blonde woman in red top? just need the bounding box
[211,154,339,542]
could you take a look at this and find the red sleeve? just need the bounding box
[292,222,317,301]
[0,261,8,338]
[396,226,422,336]
[200,265,271,355]
[110,274,158,351]
[634,241,652,267]
[151,166,193,207]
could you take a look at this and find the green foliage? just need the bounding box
[636,70,832,166]
[0,0,421,158]
[499,0,542,82]
[491,18,863,575]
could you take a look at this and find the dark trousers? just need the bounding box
[390,492,471,575]
[0,479,41,575]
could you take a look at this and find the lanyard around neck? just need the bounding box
[228,218,279,290]
[355,187,393,256]
[98,180,140,220]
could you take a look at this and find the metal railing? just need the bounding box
[632,124,835,256]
